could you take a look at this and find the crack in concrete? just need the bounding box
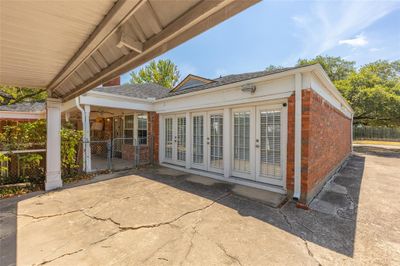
[82,192,232,248]
[304,241,322,266]
[216,242,243,266]
[36,248,84,265]
[15,209,82,220]
[182,219,201,263]
[278,206,322,266]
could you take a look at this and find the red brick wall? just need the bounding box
[148,112,159,163]
[287,89,352,203]
[303,89,351,201]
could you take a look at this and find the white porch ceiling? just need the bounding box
[0,0,259,102]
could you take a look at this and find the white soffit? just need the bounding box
[0,0,260,102]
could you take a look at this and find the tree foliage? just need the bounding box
[0,86,47,106]
[297,55,356,81]
[267,56,400,127]
[129,59,180,89]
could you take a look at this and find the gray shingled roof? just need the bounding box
[165,65,315,98]
[94,83,170,99]
[0,102,46,112]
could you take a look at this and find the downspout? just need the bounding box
[293,73,302,200]
[75,97,86,172]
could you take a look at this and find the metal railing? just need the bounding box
[353,126,400,141]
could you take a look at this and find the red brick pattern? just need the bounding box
[286,89,351,203]
[148,112,159,163]
[302,89,351,200]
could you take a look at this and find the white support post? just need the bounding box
[294,73,302,200]
[185,112,191,169]
[45,98,62,191]
[83,105,91,172]
[223,108,231,178]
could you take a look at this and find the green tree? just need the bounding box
[129,59,180,89]
[335,60,400,126]
[0,86,47,106]
[297,55,356,82]
[265,64,285,72]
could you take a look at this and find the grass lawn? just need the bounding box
[354,140,400,146]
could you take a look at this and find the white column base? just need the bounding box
[45,171,63,190]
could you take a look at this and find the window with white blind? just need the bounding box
[233,111,251,173]
[192,115,204,164]
[137,114,147,145]
[124,115,134,144]
[177,117,186,161]
[209,114,223,169]
[164,118,173,160]
[260,110,281,178]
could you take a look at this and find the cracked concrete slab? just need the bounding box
[1,145,399,265]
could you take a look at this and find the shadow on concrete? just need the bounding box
[129,153,366,257]
[4,145,398,264]
[353,145,400,158]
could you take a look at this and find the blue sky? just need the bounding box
[121,0,400,84]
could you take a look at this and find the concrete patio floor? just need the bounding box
[1,145,399,265]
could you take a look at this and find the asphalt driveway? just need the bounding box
[1,145,399,265]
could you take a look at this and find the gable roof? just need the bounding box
[164,66,300,98]
[93,83,170,100]
[172,74,214,92]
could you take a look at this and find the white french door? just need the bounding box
[255,106,285,186]
[231,105,285,187]
[231,108,255,179]
[164,115,186,166]
[191,111,224,173]
[207,112,224,173]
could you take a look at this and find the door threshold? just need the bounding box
[160,162,286,194]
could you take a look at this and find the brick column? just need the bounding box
[148,112,159,164]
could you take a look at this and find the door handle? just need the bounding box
[255,144,260,148]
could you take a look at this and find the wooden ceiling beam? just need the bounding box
[47,0,147,94]
[62,0,260,102]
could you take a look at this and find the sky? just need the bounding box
[121,0,400,84]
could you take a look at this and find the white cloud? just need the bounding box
[369,47,381,52]
[339,34,368,47]
[291,0,400,57]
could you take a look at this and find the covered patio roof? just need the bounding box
[0,0,259,101]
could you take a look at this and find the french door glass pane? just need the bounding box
[260,110,281,178]
[192,115,204,164]
[177,117,186,161]
[210,114,223,169]
[165,118,173,159]
[233,111,250,173]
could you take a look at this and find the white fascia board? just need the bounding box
[79,92,154,111]
[154,76,295,114]
[312,65,354,115]
[0,111,45,120]
[155,64,319,104]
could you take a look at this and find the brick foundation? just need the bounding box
[287,89,352,204]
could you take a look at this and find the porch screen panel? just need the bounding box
[164,118,173,160]
[177,117,186,161]
[192,115,204,164]
[233,111,250,173]
[210,114,223,169]
[260,110,281,178]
